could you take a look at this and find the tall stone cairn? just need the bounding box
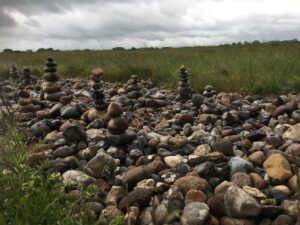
[176,66,192,101]
[90,68,108,110]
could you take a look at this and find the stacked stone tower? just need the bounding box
[9,65,19,79]
[41,57,64,101]
[176,66,192,101]
[90,68,108,110]
[126,75,143,99]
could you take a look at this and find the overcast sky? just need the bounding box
[0,0,300,50]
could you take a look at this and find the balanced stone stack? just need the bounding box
[106,102,136,146]
[203,84,217,97]
[41,57,65,101]
[90,68,108,110]
[21,67,36,87]
[126,75,143,99]
[9,65,19,79]
[176,66,192,101]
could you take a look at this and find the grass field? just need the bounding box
[1,42,300,95]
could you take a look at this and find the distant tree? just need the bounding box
[2,48,14,53]
[26,49,33,53]
[253,40,261,45]
[46,48,53,51]
[113,47,125,50]
[130,47,137,50]
[37,48,45,52]
[291,38,299,43]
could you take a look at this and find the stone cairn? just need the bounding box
[203,84,217,97]
[21,66,35,87]
[90,68,108,110]
[9,65,19,79]
[126,75,143,99]
[41,57,64,101]
[106,102,136,146]
[176,66,192,101]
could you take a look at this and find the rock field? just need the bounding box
[1,58,300,225]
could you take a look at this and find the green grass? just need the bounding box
[1,42,300,94]
[0,113,100,225]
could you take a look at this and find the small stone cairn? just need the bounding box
[90,68,108,110]
[126,75,143,99]
[105,102,136,146]
[41,57,65,101]
[203,84,217,97]
[9,65,19,79]
[21,66,36,87]
[176,66,192,101]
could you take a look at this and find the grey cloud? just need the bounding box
[0,0,299,50]
[0,8,17,27]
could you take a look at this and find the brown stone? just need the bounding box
[184,189,207,205]
[231,172,253,188]
[220,217,255,225]
[107,117,128,134]
[249,173,267,189]
[272,105,289,118]
[118,188,152,211]
[36,110,49,120]
[107,102,123,118]
[248,151,265,166]
[60,95,73,105]
[174,175,208,196]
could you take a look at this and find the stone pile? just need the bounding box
[9,65,19,79]
[105,102,136,146]
[21,66,36,87]
[203,84,217,97]
[90,68,108,110]
[41,57,66,101]
[2,62,300,225]
[176,66,192,101]
[126,75,143,99]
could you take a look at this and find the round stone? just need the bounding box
[108,117,128,134]
[107,102,123,118]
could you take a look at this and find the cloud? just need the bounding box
[0,0,299,50]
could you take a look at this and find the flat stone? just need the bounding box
[62,170,95,186]
[123,166,152,189]
[118,188,152,211]
[164,155,187,168]
[283,123,300,142]
[263,153,292,180]
[224,186,261,218]
[84,152,116,178]
[212,139,233,156]
[63,124,87,143]
[181,202,210,225]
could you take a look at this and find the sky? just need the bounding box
[0,0,300,51]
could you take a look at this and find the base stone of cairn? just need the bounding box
[9,65,19,79]
[105,102,136,146]
[41,57,66,101]
[176,66,192,101]
[126,75,143,99]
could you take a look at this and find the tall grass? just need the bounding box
[1,43,300,94]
